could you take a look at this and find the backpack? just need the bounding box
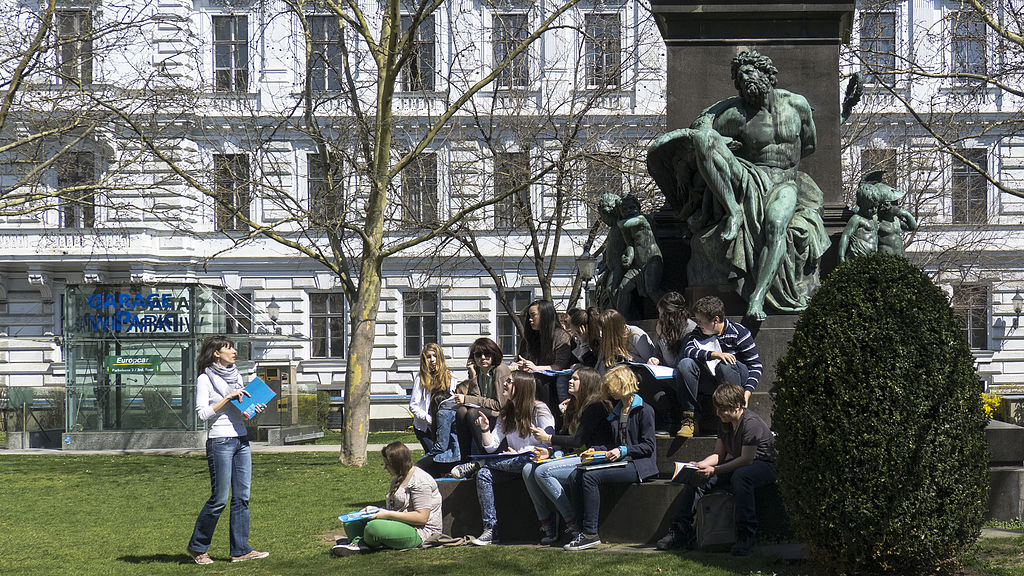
[696,490,736,552]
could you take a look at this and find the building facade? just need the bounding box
[2,0,1022,446]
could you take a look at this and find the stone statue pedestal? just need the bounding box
[650,0,854,391]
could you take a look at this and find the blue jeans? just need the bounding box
[570,461,642,535]
[424,408,461,463]
[476,453,534,530]
[522,455,581,525]
[188,436,253,557]
[670,459,776,537]
[675,358,749,412]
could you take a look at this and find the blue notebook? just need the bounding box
[230,376,277,419]
[338,507,379,523]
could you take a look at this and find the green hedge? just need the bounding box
[773,253,988,575]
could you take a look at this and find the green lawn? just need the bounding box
[0,453,1020,576]
[315,430,418,446]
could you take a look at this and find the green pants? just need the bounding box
[343,518,422,550]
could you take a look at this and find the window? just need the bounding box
[213,154,250,231]
[951,149,987,224]
[952,284,988,349]
[402,153,438,225]
[225,291,252,334]
[213,15,248,92]
[859,10,896,84]
[497,290,532,357]
[404,291,438,357]
[58,151,95,228]
[585,13,621,88]
[493,13,529,88]
[861,148,897,185]
[311,292,345,358]
[494,151,529,229]
[308,153,344,226]
[400,14,435,91]
[585,153,622,224]
[308,16,342,91]
[950,10,986,76]
[56,10,92,84]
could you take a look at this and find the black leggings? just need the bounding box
[455,405,498,456]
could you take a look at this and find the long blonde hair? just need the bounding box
[597,309,630,368]
[419,343,451,393]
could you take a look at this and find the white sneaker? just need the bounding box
[471,527,495,546]
[450,461,481,479]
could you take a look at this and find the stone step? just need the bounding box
[436,477,789,544]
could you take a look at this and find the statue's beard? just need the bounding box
[741,79,771,109]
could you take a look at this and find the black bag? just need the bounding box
[696,490,735,552]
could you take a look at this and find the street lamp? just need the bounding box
[576,250,597,306]
[267,296,281,335]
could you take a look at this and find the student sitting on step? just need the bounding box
[563,365,658,551]
[674,296,762,433]
[656,383,776,557]
[646,291,698,437]
[522,367,612,545]
[450,371,556,546]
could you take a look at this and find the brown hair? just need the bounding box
[500,371,538,438]
[197,335,234,372]
[712,384,746,412]
[563,367,603,434]
[418,342,452,393]
[597,309,630,368]
[692,296,725,323]
[468,337,503,368]
[656,292,691,351]
[381,441,414,479]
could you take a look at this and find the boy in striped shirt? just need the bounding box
[672,296,762,436]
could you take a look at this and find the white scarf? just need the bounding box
[205,363,242,397]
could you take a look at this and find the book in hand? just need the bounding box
[626,362,676,380]
[671,461,701,483]
[230,376,277,419]
[578,459,628,471]
[338,506,379,523]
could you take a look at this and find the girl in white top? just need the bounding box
[408,343,455,452]
[453,371,555,545]
[187,336,268,565]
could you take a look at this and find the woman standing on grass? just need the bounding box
[187,335,268,565]
[332,442,443,556]
[522,367,612,544]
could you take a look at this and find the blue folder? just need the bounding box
[230,376,277,419]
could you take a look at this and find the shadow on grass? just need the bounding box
[117,554,193,565]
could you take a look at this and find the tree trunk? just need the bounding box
[339,260,383,466]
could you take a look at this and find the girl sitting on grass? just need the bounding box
[333,442,442,556]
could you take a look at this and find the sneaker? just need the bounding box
[471,527,495,546]
[676,412,695,438]
[231,550,269,562]
[332,539,369,557]
[186,548,213,565]
[451,460,481,479]
[539,522,559,545]
[654,429,671,438]
[730,532,756,557]
[563,532,601,551]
